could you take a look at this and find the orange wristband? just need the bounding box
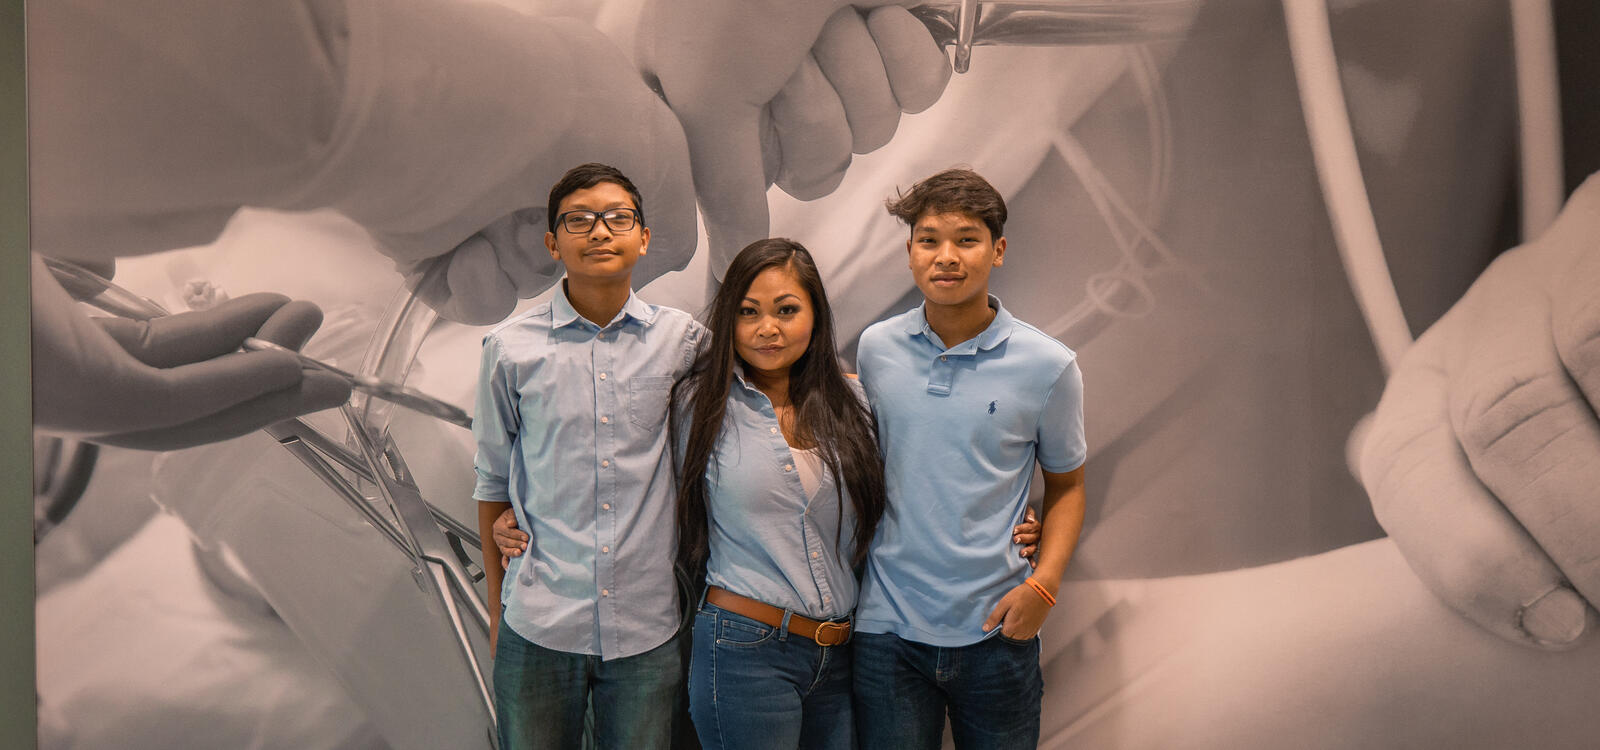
[1023,576,1056,607]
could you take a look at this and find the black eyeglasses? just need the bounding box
[556,208,640,234]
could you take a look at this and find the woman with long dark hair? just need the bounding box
[670,238,886,749]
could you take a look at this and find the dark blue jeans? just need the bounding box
[851,631,1042,750]
[494,620,682,750]
[688,602,855,750]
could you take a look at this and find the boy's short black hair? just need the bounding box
[885,167,1007,240]
[547,163,646,231]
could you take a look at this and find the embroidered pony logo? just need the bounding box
[988,401,997,414]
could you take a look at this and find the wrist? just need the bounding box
[1022,576,1056,607]
[1027,563,1065,597]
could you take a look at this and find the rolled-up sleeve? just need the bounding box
[472,334,518,503]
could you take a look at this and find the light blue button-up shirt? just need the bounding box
[700,370,865,621]
[472,284,703,660]
[855,296,1085,646]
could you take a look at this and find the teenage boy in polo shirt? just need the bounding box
[852,168,1088,749]
[473,163,703,749]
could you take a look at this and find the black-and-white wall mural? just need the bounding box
[27,1,1600,747]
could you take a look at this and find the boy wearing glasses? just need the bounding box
[473,163,703,749]
[852,168,1088,749]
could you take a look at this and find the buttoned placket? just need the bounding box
[913,299,1010,398]
[925,337,980,396]
[748,381,839,615]
[593,319,622,654]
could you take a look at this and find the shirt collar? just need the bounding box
[732,363,796,415]
[551,279,657,330]
[730,362,764,398]
[904,295,1014,352]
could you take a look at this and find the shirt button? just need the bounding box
[601,459,611,468]
[811,551,819,559]
[598,372,607,380]
[601,416,610,424]
[602,503,612,511]
[602,546,610,553]
[940,356,947,362]
[784,464,793,472]
[770,427,778,435]
[598,333,607,340]
[601,589,610,597]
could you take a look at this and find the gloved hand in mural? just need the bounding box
[635,0,952,275]
[30,255,350,450]
[1361,172,1600,651]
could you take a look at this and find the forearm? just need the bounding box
[30,0,631,264]
[29,0,347,259]
[478,501,512,616]
[1032,467,1087,595]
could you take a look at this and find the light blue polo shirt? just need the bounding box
[854,295,1085,647]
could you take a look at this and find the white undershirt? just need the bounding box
[792,446,825,501]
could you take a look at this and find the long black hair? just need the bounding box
[670,238,887,573]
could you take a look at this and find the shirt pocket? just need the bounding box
[628,375,676,430]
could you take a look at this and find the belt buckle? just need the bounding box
[813,621,850,646]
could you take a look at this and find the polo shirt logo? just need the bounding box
[988,401,997,414]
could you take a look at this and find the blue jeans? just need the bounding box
[494,620,683,750]
[688,602,855,750]
[851,631,1042,750]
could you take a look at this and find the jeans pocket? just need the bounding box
[996,632,1037,647]
[715,616,777,648]
[628,375,675,429]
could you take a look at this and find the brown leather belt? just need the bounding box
[705,586,852,647]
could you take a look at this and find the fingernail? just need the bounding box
[1522,586,1588,647]
[1014,536,1021,544]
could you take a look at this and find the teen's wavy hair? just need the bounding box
[885,167,1006,239]
[670,238,887,573]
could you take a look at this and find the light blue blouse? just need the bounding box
[701,370,865,621]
